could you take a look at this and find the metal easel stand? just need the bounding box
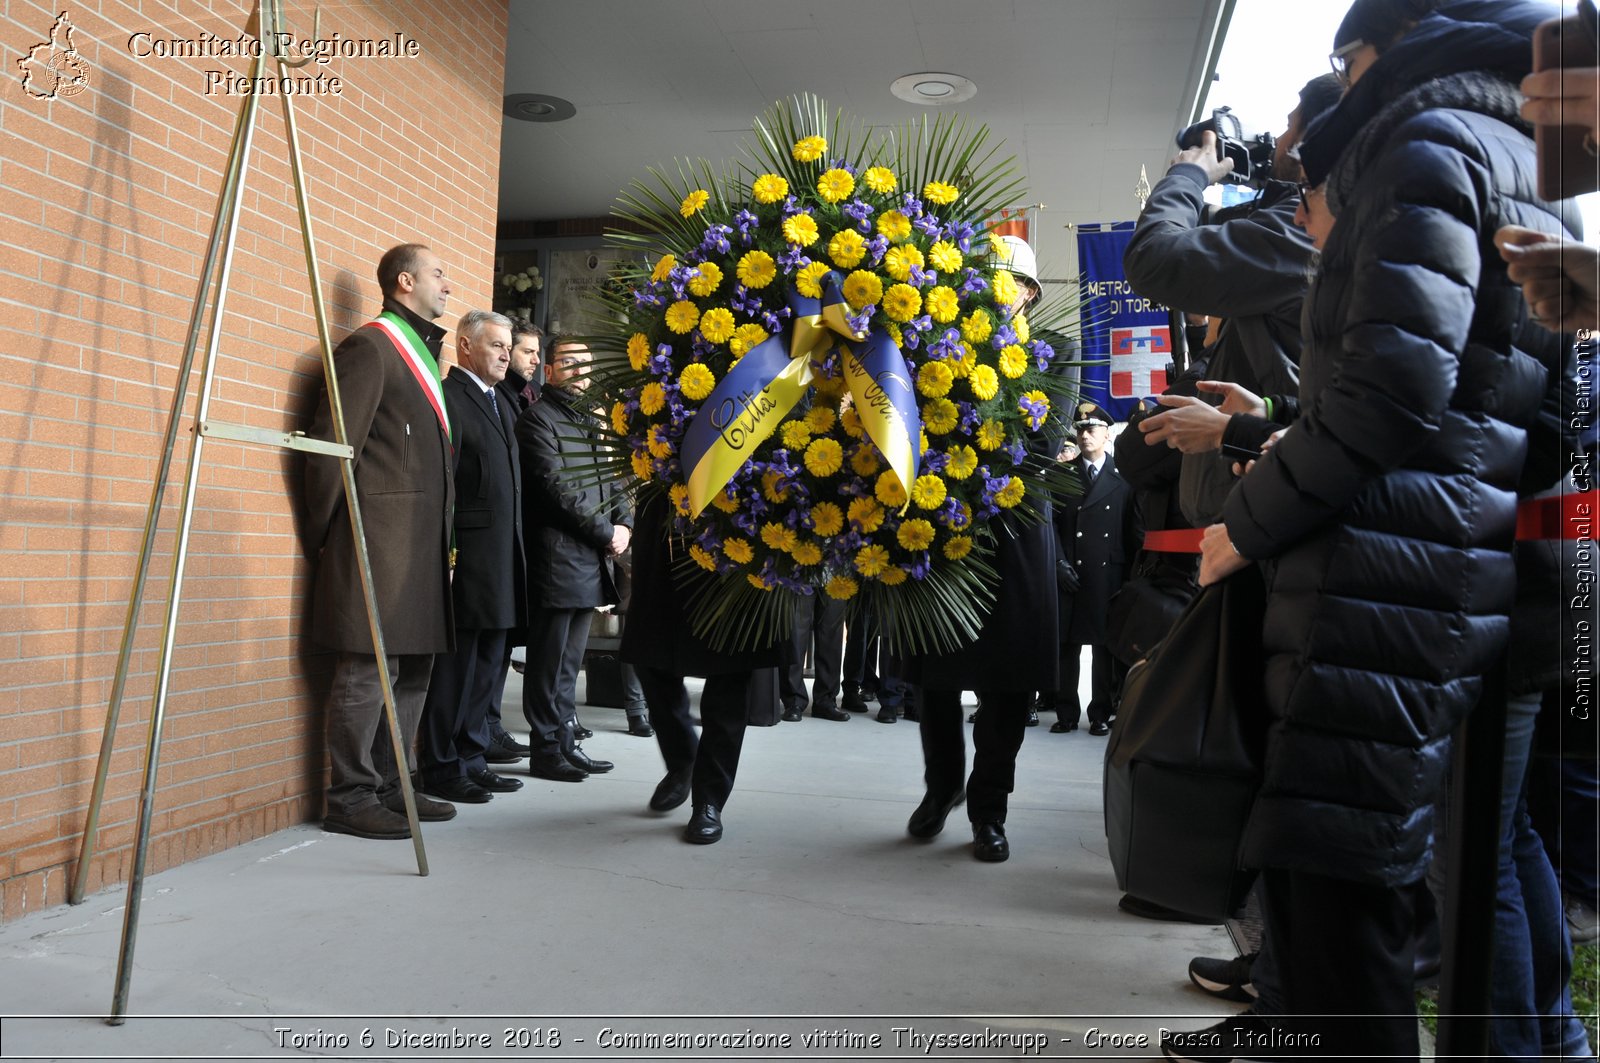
[66,0,430,1025]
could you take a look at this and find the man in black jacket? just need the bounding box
[517,338,632,782]
[1125,75,1342,526]
[417,310,527,804]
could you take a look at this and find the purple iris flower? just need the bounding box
[1005,442,1027,465]
[958,401,981,434]
[690,337,717,361]
[908,264,936,288]
[992,324,1019,348]
[913,213,943,238]
[922,450,950,474]
[907,557,931,581]
[730,284,763,316]
[733,209,759,241]
[648,351,675,377]
[866,234,889,266]
[900,192,924,216]
[959,268,988,295]
[847,309,873,335]
[781,195,801,216]
[1018,396,1048,431]
[901,328,922,351]
[778,247,810,272]
[699,223,733,256]
[906,314,933,336]
[950,221,977,252]
[1032,340,1056,369]
[632,289,664,310]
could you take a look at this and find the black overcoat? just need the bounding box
[1055,455,1136,646]
[442,368,526,631]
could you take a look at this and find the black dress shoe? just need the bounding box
[781,708,804,722]
[490,729,531,755]
[649,768,692,812]
[468,767,523,793]
[384,790,457,822]
[1025,707,1040,727]
[842,689,869,713]
[572,718,594,740]
[1088,720,1110,736]
[907,788,965,839]
[483,745,522,765]
[684,803,723,844]
[876,704,899,723]
[1050,719,1078,734]
[565,745,614,774]
[973,821,1010,862]
[420,775,493,803]
[529,753,587,782]
[626,715,655,738]
[812,703,850,721]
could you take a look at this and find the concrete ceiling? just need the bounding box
[498,0,1228,273]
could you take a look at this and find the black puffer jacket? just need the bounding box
[1221,1,1580,887]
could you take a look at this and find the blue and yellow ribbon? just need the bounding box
[679,273,923,517]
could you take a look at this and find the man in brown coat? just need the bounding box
[304,243,458,839]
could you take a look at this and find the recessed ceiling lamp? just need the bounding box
[890,72,977,106]
[503,93,576,123]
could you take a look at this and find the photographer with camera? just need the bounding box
[1123,75,1342,529]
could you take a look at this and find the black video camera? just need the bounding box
[1175,107,1276,188]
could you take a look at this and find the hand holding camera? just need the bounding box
[1171,130,1236,186]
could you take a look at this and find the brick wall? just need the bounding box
[0,0,508,921]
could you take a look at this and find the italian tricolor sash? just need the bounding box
[367,310,451,441]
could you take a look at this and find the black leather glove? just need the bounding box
[1056,558,1080,595]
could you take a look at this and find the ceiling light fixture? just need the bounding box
[890,72,976,106]
[503,93,576,123]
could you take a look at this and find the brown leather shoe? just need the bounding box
[324,805,411,839]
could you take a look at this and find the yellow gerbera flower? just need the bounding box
[847,497,884,533]
[723,538,754,564]
[817,167,855,203]
[698,307,736,344]
[825,575,859,600]
[911,474,947,509]
[862,166,897,194]
[854,544,891,577]
[680,188,710,217]
[630,450,653,481]
[736,249,777,290]
[943,535,974,560]
[924,285,959,323]
[842,270,884,309]
[850,446,881,477]
[710,488,740,513]
[1014,312,1031,344]
[646,424,674,459]
[804,405,837,433]
[792,541,823,566]
[730,323,769,357]
[946,343,973,378]
[883,283,922,323]
[627,332,651,371]
[991,269,1020,307]
[690,544,718,571]
[783,213,820,247]
[828,228,867,269]
[949,500,973,530]
[874,471,908,507]
[961,307,994,345]
[752,173,789,204]
[998,344,1028,379]
[679,362,716,402]
[638,381,666,415]
[922,397,958,434]
[995,475,1026,508]
[945,444,979,479]
[748,573,774,591]
[795,260,831,298]
[883,244,924,282]
[687,261,722,297]
[651,253,676,283]
[927,240,962,273]
[877,210,912,243]
[804,437,844,477]
[897,518,935,551]
[968,364,1000,401]
[1021,389,1050,414]
[792,135,827,163]
[976,419,1006,450]
[916,360,954,398]
[840,406,865,438]
[879,566,908,586]
[810,501,845,536]
[665,299,700,334]
[611,401,630,436]
[761,469,790,502]
[922,180,959,205]
[780,420,813,450]
[669,483,691,515]
[760,522,798,553]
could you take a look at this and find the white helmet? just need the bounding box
[993,234,1039,289]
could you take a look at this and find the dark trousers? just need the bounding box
[842,605,879,693]
[781,594,845,712]
[636,666,753,809]
[522,606,590,756]
[488,647,514,738]
[418,627,506,784]
[1053,642,1118,726]
[916,687,1030,824]
[324,652,433,817]
[1259,868,1423,1058]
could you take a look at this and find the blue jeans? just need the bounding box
[1492,692,1592,1060]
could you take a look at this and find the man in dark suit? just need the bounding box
[517,338,632,782]
[416,310,528,804]
[304,243,458,839]
[1048,402,1137,736]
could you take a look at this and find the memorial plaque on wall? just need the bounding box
[545,248,627,338]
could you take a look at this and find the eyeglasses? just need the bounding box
[1296,181,1326,201]
[1329,39,1365,86]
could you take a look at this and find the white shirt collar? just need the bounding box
[456,364,493,394]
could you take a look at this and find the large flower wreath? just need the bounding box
[587,95,1081,654]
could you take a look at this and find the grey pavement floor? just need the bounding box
[0,666,1242,1063]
